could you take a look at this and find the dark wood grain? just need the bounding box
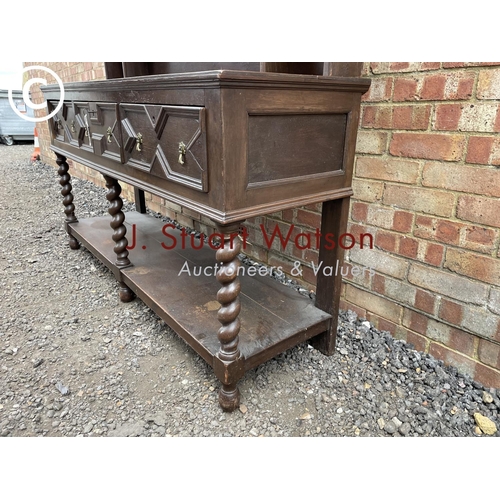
[47,64,369,411]
[247,113,347,185]
[66,212,331,366]
[311,196,351,355]
[323,62,364,77]
[44,72,368,223]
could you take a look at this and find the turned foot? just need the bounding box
[118,282,135,303]
[219,384,240,412]
[69,235,80,250]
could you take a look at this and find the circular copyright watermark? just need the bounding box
[8,65,65,123]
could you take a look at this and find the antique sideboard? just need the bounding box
[42,63,370,411]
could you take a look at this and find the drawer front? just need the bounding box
[49,101,96,154]
[49,101,81,149]
[119,104,208,192]
[88,102,123,163]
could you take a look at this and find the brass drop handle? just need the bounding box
[136,133,143,152]
[83,113,90,137]
[178,142,186,165]
[106,127,113,143]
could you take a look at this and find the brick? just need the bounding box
[422,161,500,197]
[408,263,489,305]
[423,242,444,266]
[383,185,455,217]
[352,179,384,203]
[390,62,411,72]
[362,106,392,128]
[421,62,442,71]
[439,299,463,325]
[464,226,499,254]
[443,72,475,100]
[395,327,428,352]
[375,230,397,252]
[340,299,367,321]
[414,218,464,245]
[477,68,500,99]
[466,136,494,164]
[380,276,416,306]
[362,77,393,102]
[457,195,500,228]
[393,211,414,232]
[428,343,476,378]
[393,105,431,130]
[399,237,418,259]
[474,363,500,389]
[349,247,408,279]
[461,304,500,339]
[443,62,465,68]
[444,248,500,286]
[355,156,420,184]
[420,74,446,100]
[366,205,395,229]
[434,104,462,130]
[458,103,500,133]
[362,105,431,130]
[393,78,418,101]
[342,262,372,288]
[356,131,388,154]
[492,138,500,166]
[376,316,398,336]
[489,288,500,315]
[427,318,457,345]
[295,209,321,229]
[372,273,385,294]
[347,223,375,243]
[182,207,201,220]
[414,289,436,315]
[448,328,476,357]
[478,339,500,369]
[402,309,428,336]
[351,202,368,222]
[438,220,463,244]
[345,284,403,323]
[390,133,465,161]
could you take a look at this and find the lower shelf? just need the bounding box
[68,212,332,372]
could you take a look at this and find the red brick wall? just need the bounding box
[342,62,500,388]
[25,62,500,387]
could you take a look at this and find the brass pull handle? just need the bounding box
[83,113,90,137]
[178,142,186,165]
[136,133,143,152]
[106,127,113,143]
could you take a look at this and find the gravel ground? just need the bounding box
[0,143,499,438]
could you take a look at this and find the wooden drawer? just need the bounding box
[119,104,208,192]
[49,101,81,149]
[88,102,122,163]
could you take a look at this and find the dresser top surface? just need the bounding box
[42,70,370,96]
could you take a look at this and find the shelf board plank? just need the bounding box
[68,212,331,371]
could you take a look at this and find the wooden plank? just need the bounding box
[311,196,351,354]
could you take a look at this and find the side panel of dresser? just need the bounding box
[220,87,362,217]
